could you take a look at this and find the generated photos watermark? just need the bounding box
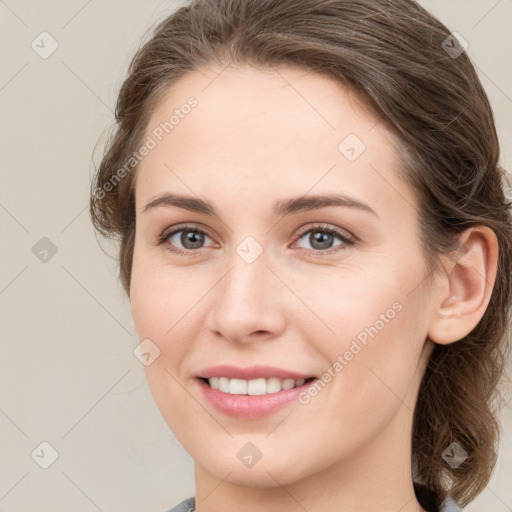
[93,96,198,200]
[298,301,403,405]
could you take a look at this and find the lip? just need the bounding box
[196,365,316,380]
[196,376,317,419]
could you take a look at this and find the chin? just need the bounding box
[197,450,313,489]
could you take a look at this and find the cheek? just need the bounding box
[297,260,406,349]
[306,257,428,410]
[129,259,198,430]
[130,244,189,338]
[129,254,213,372]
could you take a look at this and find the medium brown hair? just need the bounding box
[90,0,512,508]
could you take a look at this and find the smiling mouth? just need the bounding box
[199,376,317,396]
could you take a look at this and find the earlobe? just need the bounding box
[427,226,499,345]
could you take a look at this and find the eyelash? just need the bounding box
[157,223,355,257]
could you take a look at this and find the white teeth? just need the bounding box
[229,378,247,395]
[266,377,282,394]
[247,378,266,395]
[281,378,295,390]
[219,377,229,393]
[206,376,310,395]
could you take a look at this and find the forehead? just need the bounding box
[135,64,415,218]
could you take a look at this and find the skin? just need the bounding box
[129,64,498,512]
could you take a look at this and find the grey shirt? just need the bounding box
[164,495,461,512]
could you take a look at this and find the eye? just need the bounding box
[293,224,354,254]
[158,224,215,255]
[157,222,355,256]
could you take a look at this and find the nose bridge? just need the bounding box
[208,240,285,342]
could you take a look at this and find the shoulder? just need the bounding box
[163,496,195,512]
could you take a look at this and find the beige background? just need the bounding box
[0,1,511,511]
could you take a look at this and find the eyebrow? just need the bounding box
[142,192,378,218]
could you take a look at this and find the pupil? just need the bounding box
[182,230,204,249]
[311,231,332,249]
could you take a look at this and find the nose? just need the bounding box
[204,246,287,344]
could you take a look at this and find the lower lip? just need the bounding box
[196,378,317,419]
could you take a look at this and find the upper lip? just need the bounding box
[197,365,316,381]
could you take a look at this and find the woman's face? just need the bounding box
[130,64,437,488]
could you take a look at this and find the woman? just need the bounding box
[89,0,512,511]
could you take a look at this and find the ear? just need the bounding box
[427,226,499,345]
